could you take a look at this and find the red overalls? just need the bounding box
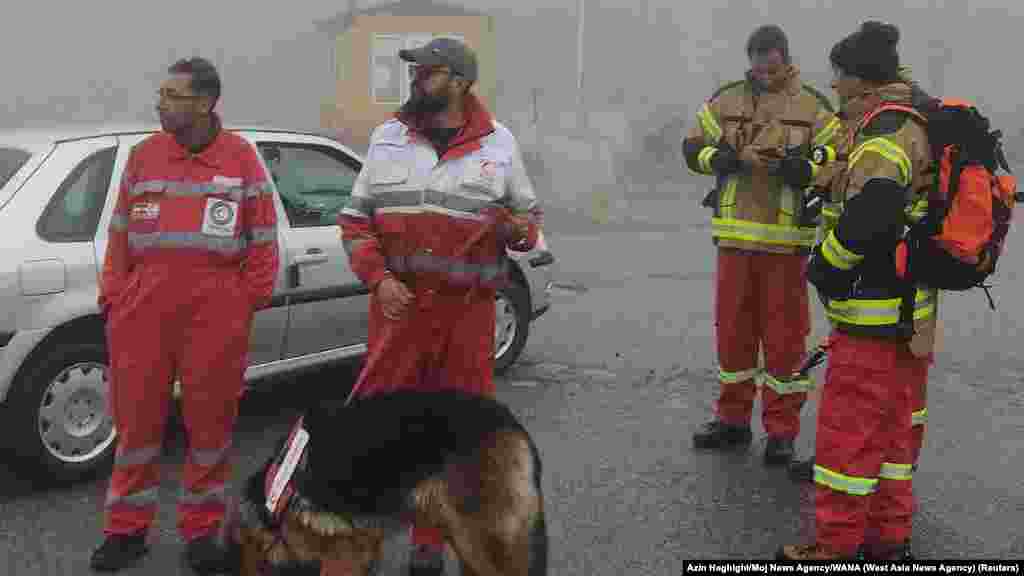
[98,120,278,541]
[339,94,540,549]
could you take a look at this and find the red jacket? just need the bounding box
[99,118,279,311]
[339,94,541,292]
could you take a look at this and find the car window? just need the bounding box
[257,143,360,228]
[1,147,32,190]
[37,146,117,242]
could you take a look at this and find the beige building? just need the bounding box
[315,0,496,153]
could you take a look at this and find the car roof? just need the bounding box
[0,123,345,149]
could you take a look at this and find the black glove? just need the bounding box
[776,155,814,189]
[709,142,742,176]
[807,244,858,301]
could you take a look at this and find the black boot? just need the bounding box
[788,456,816,482]
[692,421,753,450]
[89,531,149,572]
[186,532,239,575]
[764,437,795,467]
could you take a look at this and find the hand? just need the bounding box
[740,145,782,173]
[376,276,414,320]
[507,215,531,243]
[777,155,813,189]
[708,142,742,175]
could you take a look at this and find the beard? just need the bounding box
[399,85,450,120]
[159,111,191,134]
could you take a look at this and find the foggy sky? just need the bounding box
[2,0,1021,140]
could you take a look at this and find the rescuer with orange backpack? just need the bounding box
[778,21,1017,561]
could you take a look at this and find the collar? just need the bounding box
[846,81,914,129]
[396,93,496,162]
[167,112,225,167]
[745,64,800,96]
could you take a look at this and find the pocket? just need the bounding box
[460,159,506,200]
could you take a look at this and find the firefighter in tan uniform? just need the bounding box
[683,25,842,466]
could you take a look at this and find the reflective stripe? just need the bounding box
[697,146,717,174]
[814,117,842,147]
[814,464,878,496]
[821,229,863,271]
[106,486,160,508]
[179,485,228,506]
[906,199,928,223]
[763,372,815,394]
[246,225,276,244]
[879,462,913,481]
[373,189,503,216]
[130,179,246,202]
[711,217,817,247]
[115,444,161,468]
[109,214,128,231]
[340,206,370,219]
[810,161,821,180]
[697,103,723,143]
[912,408,928,426]
[387,253,506,284]
[827,288,937,326]
[191,443,231,467]
[128,232,246,255]
[850,137,912,187]
[779,185,797,226]
[718,178,738,219]
[719,367,760,384]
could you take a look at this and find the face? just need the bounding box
[749,49,788,90]
[404,63,457,116]
[831,67,868,112]
[156,73,211,133]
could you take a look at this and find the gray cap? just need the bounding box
[399,37,478,83]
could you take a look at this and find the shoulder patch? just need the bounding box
[801,84,835,113]
[861,110,910,137]
[711,79,746,101]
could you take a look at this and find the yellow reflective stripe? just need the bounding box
[912,408,928,426]
[711,218,817,247]
[906,199,928,223]
[821,229,863,271]
[879,462,913,481]
[697,146,718,174]
[763,372,815,394]
[814,465,878,496]
[719,178,738,219]
[810,162,821,179]
[719,367,760,384]
[814,117,842,147]
[697,103,723,143]
[778,186,797,227]
[827,288,937,326]
[850,137,913,187]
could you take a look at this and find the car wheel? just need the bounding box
[4,340,116,484]
[494,280,531,375]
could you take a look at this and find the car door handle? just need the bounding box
[294,248,328,266]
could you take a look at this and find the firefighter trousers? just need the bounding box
[714,248,811,439]
[103,266,251,541]
[814,331,930,555]
[354,284,497,549]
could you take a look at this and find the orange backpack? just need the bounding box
[855,98,1018,319]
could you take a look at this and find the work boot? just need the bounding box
[89,531,149,572]
[789,456,815,482]
[776,543,861,561]
[863,540,914,561]
[692,421,753,450]
[763,437,795,467]
[408,544,445,576]
[185,532,238,575]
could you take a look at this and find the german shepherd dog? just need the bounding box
[229,389,548,575]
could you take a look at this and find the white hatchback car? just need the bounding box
[0,124,554,482]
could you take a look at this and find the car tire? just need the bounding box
[494,280,531,375]
[3,340,117,485]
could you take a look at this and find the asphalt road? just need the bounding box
[2,184,1023,574]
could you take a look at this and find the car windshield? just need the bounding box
[0,147,32,190]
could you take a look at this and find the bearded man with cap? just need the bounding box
[338,37,542,575]
[778,21,938,561]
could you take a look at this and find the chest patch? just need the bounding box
[201,197,239,237]
[130,202,160,221]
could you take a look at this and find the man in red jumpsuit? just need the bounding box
[90,57,279,573]
[339,37,540,576]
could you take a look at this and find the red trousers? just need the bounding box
[815,331,930,555]
[354,285,497,548]
[714,248,811,438]
[104,264,251,541]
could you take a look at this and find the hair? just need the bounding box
[747,25,790,64]
[167,57,221,105]
[829,21,901,84]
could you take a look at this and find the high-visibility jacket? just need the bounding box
[99,118,279,312]
[684,66,842,254]
[809,82,939,357]
[339,94,541,293]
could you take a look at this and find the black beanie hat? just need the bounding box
[830,21,901,83]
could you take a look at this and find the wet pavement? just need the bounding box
[2,193,1024,574]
